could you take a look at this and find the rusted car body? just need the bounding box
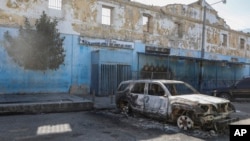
[115,79,238,131]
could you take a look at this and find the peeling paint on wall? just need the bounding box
[72,0,97,23]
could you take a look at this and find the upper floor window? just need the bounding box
[222,34,227,46]
[102,6,112,25]
[143,14,153,33]
[240,38,245,49]
[48,0,62,10]
[143,15,149,32]
[175,22,183,38]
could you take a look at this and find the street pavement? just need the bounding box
[1,93,250,141]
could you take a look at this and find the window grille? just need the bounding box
[49,0,62,10]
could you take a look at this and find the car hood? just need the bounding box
[171,94,229,105]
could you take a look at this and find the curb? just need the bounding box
[0,100,93,115]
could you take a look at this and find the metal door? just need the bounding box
[99,64,131,95]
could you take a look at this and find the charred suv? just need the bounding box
[115,79,238,131]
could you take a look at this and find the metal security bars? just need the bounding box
[48,0,62,10]
[91,64,131,96]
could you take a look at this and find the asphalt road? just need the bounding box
[0,101,249,141]
[0,112,224,141]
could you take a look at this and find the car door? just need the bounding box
[129,82,146,112]
[144,82,169,116]
[232,78,250,98]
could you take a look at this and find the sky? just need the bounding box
[132,0,250,31]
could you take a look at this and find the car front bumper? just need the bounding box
[214,117,239,125]
[212,117,239,131]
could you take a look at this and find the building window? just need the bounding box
[143,14,153,33]
[102,6,112,25]
[143,15,149,32]
[222,34,227,46]
[48,0,62,10]
[240,38,245,49]
[175,22,183,38]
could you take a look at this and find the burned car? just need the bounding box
[115,79,238,131]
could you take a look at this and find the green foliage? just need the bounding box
[4,11,65,71]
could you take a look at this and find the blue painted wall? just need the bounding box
[0,27,136,94]
[71,36,92,87]
[1,26,250,94]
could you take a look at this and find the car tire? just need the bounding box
[218,93,231,101]
[177,114,194,130]
[118,101,131,116]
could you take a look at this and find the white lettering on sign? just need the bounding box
[234,129,247,136]
[79,37,134,49]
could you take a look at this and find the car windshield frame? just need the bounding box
[163,82,199,96]
[117,82,131,92]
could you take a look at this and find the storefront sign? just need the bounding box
[80,37,134,49]
[145,46,170,55]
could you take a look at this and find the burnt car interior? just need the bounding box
[164,83,197,96]
[148,83,165,96]
[131,83,145,94]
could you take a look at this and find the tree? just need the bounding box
[4,11,65,71]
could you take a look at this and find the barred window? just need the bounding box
[49,0,62,10]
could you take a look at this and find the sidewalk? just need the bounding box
[0,93,116,115]
[78,94,116,110]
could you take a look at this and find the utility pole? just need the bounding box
[198,0,226,92]
[198,2,206,92]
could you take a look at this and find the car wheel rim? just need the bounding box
[177,115,194,130]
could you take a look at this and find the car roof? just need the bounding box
[119,79,184,84]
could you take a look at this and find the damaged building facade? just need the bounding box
[0,0,250,95]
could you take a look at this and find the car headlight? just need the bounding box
[199,105,209,112]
